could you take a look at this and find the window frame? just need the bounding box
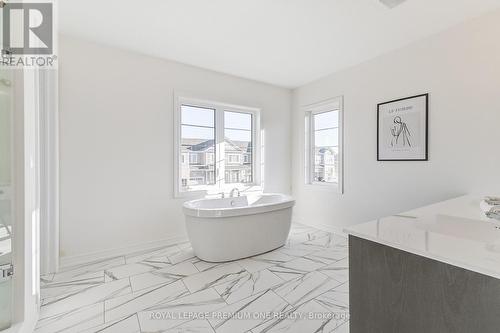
[227,153,241,164]
[304,96,344,193]
[174,94,261,198]
[189,152,200,165]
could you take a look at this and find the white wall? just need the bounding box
[291,10,500,232]
[60,9,500,259]
[59,36,291,260]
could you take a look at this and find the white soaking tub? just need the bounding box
[183,193,295,262]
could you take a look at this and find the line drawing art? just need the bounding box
[390,116,412,147]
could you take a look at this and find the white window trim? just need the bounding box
[173,93,262,198]
[304,96,344,194]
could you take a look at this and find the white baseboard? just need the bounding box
[293,220,347,238]
[4,312,39,333]
[60,234,189,270]
[59,222,346,270]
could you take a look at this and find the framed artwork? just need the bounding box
[377,94,428,161]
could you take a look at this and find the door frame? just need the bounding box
[39,69,59,275]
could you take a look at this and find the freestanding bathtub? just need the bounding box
[183,193,295,262]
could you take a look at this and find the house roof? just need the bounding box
[316,147,338,154]
[182,139,251,153]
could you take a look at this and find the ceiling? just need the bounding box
[59,0,500,88]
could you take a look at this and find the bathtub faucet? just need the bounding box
[229,188,241,198]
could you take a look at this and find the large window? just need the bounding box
[175,97,259,196]
[305,97,343,192]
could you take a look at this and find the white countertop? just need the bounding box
[344,195,500,280]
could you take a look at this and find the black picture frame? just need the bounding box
[377,93,429,161]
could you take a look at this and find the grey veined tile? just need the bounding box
[35,224,351,333]
[286,234,339,253]
[251,299,337,333]
[208,290,289,333]
[314,314,349,333]
[138,288,226,332]
[81,314,141,333]
[169,245,197,265]
[279,257,328,272]
[35,302,104,333]
[162,319,215,333]
[303,247,348,265]
[268,266,306,282]
[104,280,189,323]
[192,258,226,272]
[40,273,55,283]
[273,271,341,308]
[289,223,319,235]
[51,257,126,284]
[237,250,295,273]
[130,261,198,292]
[104,262,159,281]
[41,272,105,306]
[287,230,331,245]
[277,244,318,258]
[182,262,247,293]
[317,258,349,284]
[268,257,328,281]
[40,278,132,320]
[214,269,284,304]
[326,320,350,333]
[314,281,349,313]
[125,244,196,268]
[124,245,181,265]
[40,257,124,306]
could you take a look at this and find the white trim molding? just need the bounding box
[39,69,59,275]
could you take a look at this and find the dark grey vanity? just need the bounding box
[345,196,500,333]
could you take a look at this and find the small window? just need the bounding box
[175,96,260,196]
[305,97,343,192]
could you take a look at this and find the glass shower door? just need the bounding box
[0,70,13,330]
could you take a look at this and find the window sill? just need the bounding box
[175,184,263,199]
[304,182,343,194]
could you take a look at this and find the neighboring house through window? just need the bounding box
[174,96,260,196]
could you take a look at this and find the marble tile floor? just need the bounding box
[37,224,350,333]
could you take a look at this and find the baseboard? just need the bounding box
[59,222,346,270]
[59,234,189,270]
[4,312,39,333]
[293,219,347,238]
